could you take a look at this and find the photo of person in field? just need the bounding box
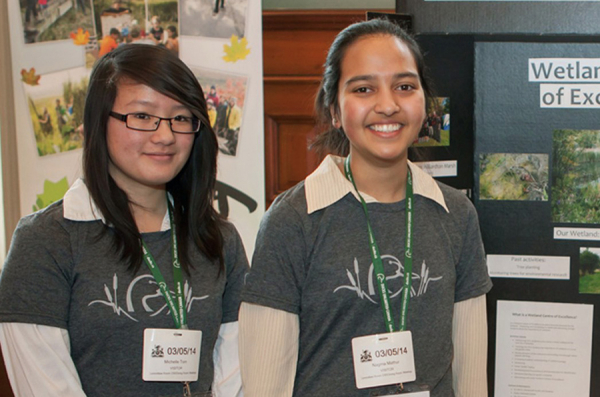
[413,97,450,147]
[24,67,88,156]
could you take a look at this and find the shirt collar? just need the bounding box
[63,178,171,231]
[304,155,449,214]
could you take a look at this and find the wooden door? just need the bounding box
[262,10,385,205]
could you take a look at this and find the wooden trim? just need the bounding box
[264,115,279,205]
[262,9,394,31]
[0,1,20,252]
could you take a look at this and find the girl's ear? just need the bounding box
[329,105,340,129]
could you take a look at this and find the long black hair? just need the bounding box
[83,44,223,273]
[312,18,434,156]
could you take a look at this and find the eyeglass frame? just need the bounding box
[109,111,201,134]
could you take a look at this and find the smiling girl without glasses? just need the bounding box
[239,18,492,397]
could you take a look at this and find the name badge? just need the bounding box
[352,331,416,389]
[384,393,429,397]
[142,328,202,382]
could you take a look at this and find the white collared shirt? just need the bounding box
[63,178,171,230]
[304,154,449,214]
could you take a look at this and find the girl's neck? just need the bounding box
[343,154,409,203]
[123,184,168,233]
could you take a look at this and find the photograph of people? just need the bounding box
[194,71,248,158]
[165,25,179,56]
[0,45,247,397]
[239,18,492,397]
[98,27,120,57]
[149,15,165,45]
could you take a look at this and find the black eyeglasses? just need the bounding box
[109,111,201,134]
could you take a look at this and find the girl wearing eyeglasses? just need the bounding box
[0,45,247,397]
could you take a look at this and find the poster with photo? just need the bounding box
[474,40,600,396]
[6,0,264,255]
[409,35,474,188]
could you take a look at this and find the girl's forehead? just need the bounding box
[339,35,417,78]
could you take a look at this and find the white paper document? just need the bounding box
[495,300,593,397]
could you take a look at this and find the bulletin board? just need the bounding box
[396,1,600,396]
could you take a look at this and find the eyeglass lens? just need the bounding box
[126,114,199,133]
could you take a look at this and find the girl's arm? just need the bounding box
[212,321,242,397]
[238,302,298,397]
[0,322,86,397]
[452,294,488,397]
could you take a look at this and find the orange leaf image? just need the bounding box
[21,68,41,86]
[70,28,90,46]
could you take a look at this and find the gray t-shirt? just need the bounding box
[242,181,492,397]
[0,200,248,397]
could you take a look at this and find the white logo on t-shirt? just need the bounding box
[333,255,442,303]
[88,273,209,322]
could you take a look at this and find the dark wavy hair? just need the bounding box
[83,44,223,274]
[312,18,434,156]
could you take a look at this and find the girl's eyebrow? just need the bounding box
[344,72,420,87]
[122,99,188,111]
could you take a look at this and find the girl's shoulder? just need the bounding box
[434,181,479,221]
[262,181,309,226]
[15,200,69,235]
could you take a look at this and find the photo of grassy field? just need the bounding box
[552,129,600,224]
[579,247,600,294]
[479,153,548,201]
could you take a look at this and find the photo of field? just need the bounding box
[413,97,450,147]
[552,129,600,224]
[21,0,94,44]
[579,247,600,294]
[23,67,88,156]
[479,153,548,201]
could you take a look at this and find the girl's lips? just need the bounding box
[368,123,402,133]
[145,153,175,160]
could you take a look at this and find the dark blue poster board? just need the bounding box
[398,0,600,35]
[393,1,600,394]
[474,39,600,397]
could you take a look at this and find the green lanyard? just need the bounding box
[141,199,187,330]
[344,156,414,333]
